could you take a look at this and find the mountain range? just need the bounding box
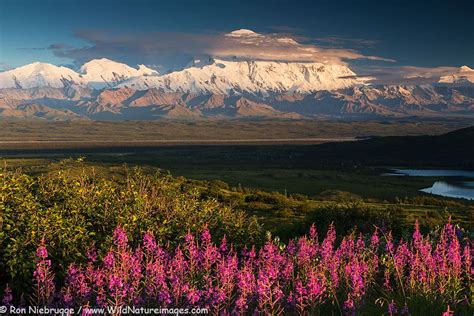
[0,57,473,120]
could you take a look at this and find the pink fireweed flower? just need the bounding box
[462,244,472,278]
[446,231,462,278]
[236,265,256,311]
[296,237,316,268]
[321,224,336,261]
[400,303,409,315]
[412,220,422,246]
[309,224,317,240]
[103,251,115,268]
[36,238,48,259]
[113,226,128,248]
[443,305,454,316]
[15,221,471,313]
[61,286,73,306]
[370,230,380,249]
[306,269,326,302]
[33,238,55,306]
[388,300,397,315]
[86,245,97,263]
[201,225,212,245]
[345,259,365,299]
[143,232,157,253]
[383,269,392,290]
[386,232,394,254]
[65,264,91,300]
[343,295,355,315]
[186,287,201,305]
[356,234,365,254]
[2,285,12,306]
[219,235,228,253]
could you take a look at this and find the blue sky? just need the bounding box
[1,0,473,73]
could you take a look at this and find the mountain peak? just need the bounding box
[0,62,81,89]
[17,62,65,71]
[80,58,134,73]
[439,66,474,85]
[460,65,473,72]
[0,57,363,93]
[79,59,158,88]
[137,65,159,76]
[121,58,362,94]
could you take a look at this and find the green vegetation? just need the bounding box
[0,166,261,290]
[1,124,473,301]
[1,159,472,293]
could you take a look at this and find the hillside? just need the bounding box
[306,126,474,167]
[1,85,474,120]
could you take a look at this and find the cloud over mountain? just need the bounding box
[357,65,474,85]
[50,29,394,70]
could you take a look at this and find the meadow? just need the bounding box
[0,120,466,149]
[0,163,472,314]
[0,121,472,314]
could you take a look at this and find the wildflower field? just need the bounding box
[0,167,472,315]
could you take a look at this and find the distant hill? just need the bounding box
[307,126,474,168]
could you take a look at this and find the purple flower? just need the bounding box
[2,285,12,306]
[86,246,97,263]
[113,226,128,248]
[103,251,115,268]
[16,221,470,314]
[33,239,55,306]
[201,225,212,244]
[36,239,48,259]
[143,232,157,253]
[400,303,409,315]
[388,300,397,315]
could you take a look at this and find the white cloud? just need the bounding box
[50,28,395,70]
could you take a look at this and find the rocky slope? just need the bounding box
[1,85,473,120]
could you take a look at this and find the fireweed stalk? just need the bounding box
[1,222,471,315]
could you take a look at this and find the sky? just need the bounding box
[0,0,473,82]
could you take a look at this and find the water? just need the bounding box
[390,169,474,178]
[420,181,474,200]
[384,169,474,200]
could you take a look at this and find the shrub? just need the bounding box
[0,168,262,290]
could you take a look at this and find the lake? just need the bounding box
[385,169,474,200]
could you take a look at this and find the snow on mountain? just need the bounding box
[0,56,363,94]
[0,62,84,89]
[120,58,364,95]
[0,59,160,89]
[439,66,474,85]
[79,58,159,88]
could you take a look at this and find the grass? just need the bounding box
[2,157,472,241]
[0,120,466,148]
[0,154,441,199]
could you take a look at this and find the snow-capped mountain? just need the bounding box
[1,54,474,121]
[79,58,159,89]
[0,62,84,89]
[120,58,364,94]
[439,66,474,85]
[0,57,363,93]
[0,58,159,89]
